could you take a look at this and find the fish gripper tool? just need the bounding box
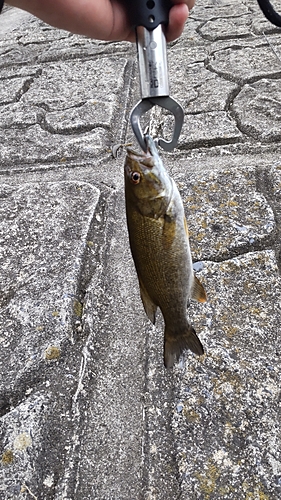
[126,0,184,152]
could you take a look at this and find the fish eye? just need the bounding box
[131,171,141,184]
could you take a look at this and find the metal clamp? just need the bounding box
[131,23,184,152]
[130,96,184,152]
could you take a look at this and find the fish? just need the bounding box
[124,134,207,368]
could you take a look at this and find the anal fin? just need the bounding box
[191,275,207,303]
[139,278,157,324]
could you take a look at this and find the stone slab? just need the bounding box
[0,56,132,167]
[44,101,115,132]
[174,164,276,261]
[232,79,281,142]
[173,250,281,499]
[0,125,109,166]
[0,180,100,395]
[20,58,129,112]
[163,111,242,150]
[198,15,253,41]
[207,43,281,84]
[168,59,238,112]
[190,0,249,21]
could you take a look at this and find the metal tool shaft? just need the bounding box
[126,0,184,152]
[136,24,169,99]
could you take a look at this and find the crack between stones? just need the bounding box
[255,166,281,275]
[0,70,42,108]
[200,33,252,42]
[195,15,255,43]
[178,135,242,151]
[40,47,134,65]
[225,84,259,141]
[141,324,182,499]
[205,52,281,85]
[40,119,110,136]
[195,240,277,265]
[27,102,111,135]
[0,156,109,173]
[0,69,42,82]
[17,36,72,48]
[224,83,242,112]
[69,187,114,345]
[0,153,105,169]
[50,49,131,66]
[190,9,253,23]
[54,189,126,499]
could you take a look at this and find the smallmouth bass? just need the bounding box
[124,135,207,368]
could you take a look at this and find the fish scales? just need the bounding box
[124,135,206,368]
[128,195,190,316]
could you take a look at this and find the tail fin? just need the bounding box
[164,324,204,369]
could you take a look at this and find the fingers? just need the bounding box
[165,3,189,42]
[172,0,195,12]
[125,2,190,43]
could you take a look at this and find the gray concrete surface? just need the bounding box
[0,1,281,499]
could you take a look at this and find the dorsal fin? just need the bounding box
[191,275,207,303]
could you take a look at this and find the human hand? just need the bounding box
[6,0,193,42]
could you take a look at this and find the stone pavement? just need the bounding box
[0,1,281,499]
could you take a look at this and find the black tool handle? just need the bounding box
[123,0,172,30]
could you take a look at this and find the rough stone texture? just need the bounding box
[0,1,281,499]
[188,0,249,21]
[198,15,253,41]
[232,79,281,141]
[168,60,238,112]
[173,250,281,499]
[176,165,276,260]
[207,42,281,84]
[0,56,132,166]
[0,180,100,391]
[164,111,243,149]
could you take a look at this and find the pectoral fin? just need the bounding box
[191,275,207,303]
[139,278,157,324]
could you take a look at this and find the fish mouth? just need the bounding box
[126,147,148,159]
[126,135,158,160]
[126,147,155,169]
